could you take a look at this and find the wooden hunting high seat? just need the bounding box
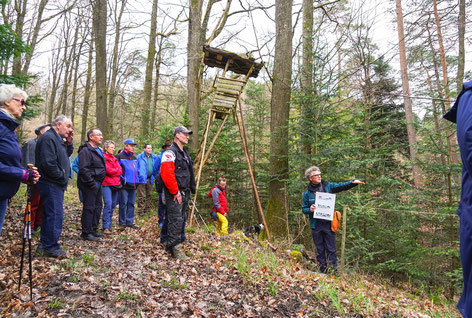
[212,76,246,119]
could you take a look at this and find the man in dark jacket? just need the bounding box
[35,115,74,258]
[78,129,106,241]
[444,81,472,318]
[21,123,50,233]
[116,139,139,229]
[160,126,196,260]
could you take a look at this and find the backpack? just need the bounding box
[331,210,341,232]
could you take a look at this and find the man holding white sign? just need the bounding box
[302,166,364,274]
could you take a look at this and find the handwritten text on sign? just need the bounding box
[314,192,336,221]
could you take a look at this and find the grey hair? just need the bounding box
[0,84,28,106]
[305,166,321,180]
[52,115,71,126]
[103,140,115,150]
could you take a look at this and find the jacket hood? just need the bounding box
[444,80,472,123]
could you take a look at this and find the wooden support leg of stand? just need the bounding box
[201,113,229,168]
[189,111,214,226]
[233,99,271,242]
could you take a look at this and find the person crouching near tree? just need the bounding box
[302,166,364,274]
[208,176,229,236]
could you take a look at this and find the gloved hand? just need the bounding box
[210,210,218,221]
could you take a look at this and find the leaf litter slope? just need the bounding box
[0,185,459,317]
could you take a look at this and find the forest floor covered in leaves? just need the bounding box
[0,185,461,317]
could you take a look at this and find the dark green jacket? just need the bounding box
[302,180,357,229]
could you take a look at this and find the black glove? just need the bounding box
[210,210,218,221]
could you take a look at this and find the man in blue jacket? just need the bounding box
[136,143,157,215]
[35,115,74,258]
[444,81,472,318]
[116,139,139,229]
[302,166,363,274]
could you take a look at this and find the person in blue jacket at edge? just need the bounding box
[302,166,364,275]
[444,80,472,318]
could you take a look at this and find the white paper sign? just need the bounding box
[314,192,336,220]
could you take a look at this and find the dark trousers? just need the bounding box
[160,202,186,244]
[37,182,64,251]
[81,183,103,235]
[157,192,166,225]
[163,188,189,249]
[312,220,337,273]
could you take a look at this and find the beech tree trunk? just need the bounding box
[266,0,293,237]
[81,38,94,144]
[187,0,203,152]
[92,0,108,137]
[141,0,158,138]
[394,0,422,188]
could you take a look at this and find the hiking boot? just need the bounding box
[93,231,104,238]
[81,233,100,241]
[172,244,189,261]
[43,248,66,259]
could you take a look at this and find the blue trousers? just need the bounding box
[312,220,337,273]
[37,182,65,251]
[102,186,119,229]
[458,214,472,317]
[0,198,8,236]
[158,192,166,225]
[119,188,136,226]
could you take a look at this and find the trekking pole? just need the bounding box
[18,164,35,302]
[189,199,214,240]
[191,206,211,242]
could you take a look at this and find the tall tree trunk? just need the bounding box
[151,47,162,130]
[394,0,422,188]
[456,0,465,92]
[92,0,108,136]
[81,39,94,144]
[187,0,203,152]
[12,0,27,74]
[142,0,159,138]
[300,0,313,167]
[71,22,85,124]
[22,0,48,75]
[108,0,127,136]
[266,0,293,238]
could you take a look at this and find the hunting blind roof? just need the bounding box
[203,45,264,78]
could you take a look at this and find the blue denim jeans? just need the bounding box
[0,198,8,236]
[102,186,119,229]
[37,182,65,251]
[119,188,136,226]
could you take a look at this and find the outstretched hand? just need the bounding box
[352,179,365,184]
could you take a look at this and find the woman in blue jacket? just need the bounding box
[0,84,40,235]
[302,166,363,274]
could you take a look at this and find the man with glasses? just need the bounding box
[302,166,364,274]
[78,129,106,241]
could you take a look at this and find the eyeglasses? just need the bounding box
[311,174,322,177]
[12,98,25,106]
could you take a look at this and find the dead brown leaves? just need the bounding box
[0,185,460,317]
